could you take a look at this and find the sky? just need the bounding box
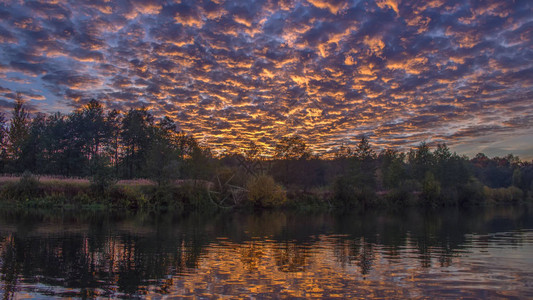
[0,0,532,159]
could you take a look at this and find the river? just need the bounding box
[0,205,532,298]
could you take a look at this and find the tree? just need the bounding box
[350,135,377,189]
[380,149,406,189]
[512,168,522,188]
[273,135,310,185]
[20,113,47,173]
[42,112,70,175]
[354,135,376,161]
[145,123,181,186]
[409,142,434,180]
[422,171,441,206]
[121,108,154,178]
[334,143,353,159]
[8,95,30,166]
[0,113,7,171]
[434,143,452,163]
[274,135,309,160]
[105,109,122,176]
[80,99,108,162]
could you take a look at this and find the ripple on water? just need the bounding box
[1,209,533,298]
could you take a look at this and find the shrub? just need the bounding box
[246,175,287,208]
[178,183,214,212]
[384,188,413,207]
[146,186,184,212]
[0,171,41,201]
[484,186,524,203]
[108,185,146,209]
[332,177,376,209]
[422,172,441,206]
[19,171,40,197]
[332,177,357,208]
[457,177,485,205]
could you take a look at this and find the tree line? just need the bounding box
[0,97,210,182]
[0,97,532,209]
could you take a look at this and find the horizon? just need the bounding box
[0,0,532,159]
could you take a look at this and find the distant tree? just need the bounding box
[433,143,452,185]
[105,109,122,176]
[274,136,309,160]
[158,116,178,137]
[512,168,522,188]
[422,171,441,206]
[379,149,406,189]
[145,120,181,186]
[409,142,434,180]
[90,154,116,196]
[185,141,214,181]
[0,113,7,171]
[472,153,489,168]
[434,143,452,163]
[349,135,378,192]
[42,112,70,175]
[79,99,108,162]
[63,110,89,176]
[334,143,353,159]
[243,140,261,161]
[20,113,47,173]
[121,108,154,178]
[354,135,376,161]
[8,94,30,166]
[273,135,310,185]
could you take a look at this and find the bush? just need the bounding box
[246,175,287,208]
[384,188,413,207]
[457,178,485,205]
[332,177,376,209]
[484,186,523,203]
[422,172,441,206]
[178,183,214,212]
[146,186,184,212]
[333,177,356,208]
[0,171,41,201]
[108,185,146,209]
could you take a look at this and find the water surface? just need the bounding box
[0,206,532,298]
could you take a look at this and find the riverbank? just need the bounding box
[0,173,531,212]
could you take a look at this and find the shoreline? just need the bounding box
[1,175,530,213]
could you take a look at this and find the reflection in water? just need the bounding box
[0,206,532,298]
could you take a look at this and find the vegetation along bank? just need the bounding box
[1,99,532,212]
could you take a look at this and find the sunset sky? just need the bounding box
[0,0,532,158]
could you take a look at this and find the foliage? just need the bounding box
[457,177,485,206]
[332,176,375,209]
[145,130,181,186]
[89,155,117,196]
[246,175,287,208]
[178,182,215,212]
[0,99,531,211]
[422,172,441,206]
[483,186,523,203]
[7,95,30,165]
[274,136,309,160]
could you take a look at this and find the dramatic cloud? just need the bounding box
[0,0,532,157]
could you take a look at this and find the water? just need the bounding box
[0,206,532,298]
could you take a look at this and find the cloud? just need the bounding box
[0,0,531,156]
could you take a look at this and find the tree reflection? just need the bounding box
[0,205,530,297]
[274,242,309,272]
